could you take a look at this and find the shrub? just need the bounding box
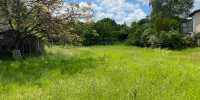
[148,35,159,48]
[195,32,200,46]
[183,35,197,47]
[158,29,183,49]
[82,29,99,46]
[130,29,143,46]
[140,29,157,47]
[182,32,200,47]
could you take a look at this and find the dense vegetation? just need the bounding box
[66,0,197,50]
[77,17,199,50]
[69,0,197,49]
[1,45,200,99]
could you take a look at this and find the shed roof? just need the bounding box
[189,9,200,17]
[181,19,192,23]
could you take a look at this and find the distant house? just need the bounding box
[182,9,200,36]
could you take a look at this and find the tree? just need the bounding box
[0,0,93,42]
[149,0,194,21]
[131,29,143,46]
[140,28,157,47]
[126,21,142,45]
[93,18,119,44]
[138,16,151,31]
[81,24,99,46]
[153,17,180,32]
[119,23,131,41]
[0,0,93,55]
[138,16,150,26]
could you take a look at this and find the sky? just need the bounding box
[75,0,200,25]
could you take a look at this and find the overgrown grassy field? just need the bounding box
[0,45,200,99]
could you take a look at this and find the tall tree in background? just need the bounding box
[93,18,120,44]
[149,0,194,21]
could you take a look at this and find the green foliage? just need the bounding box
[158,29,183,49]
[0,0,94,46]
[81,26,99,46]
[153,16,163,32]
[130,29,143,46]
[119,23,131,41]
[93,18,120,45]
[147,35,159,48]
[153,17,180,32]
[127,21,142,45]
[138,16,152,31]
[131,21,141,31]
[182,32,200,47]
[194,32,200,39]
[140,28,157,47]
[195,32,200,46]
[150,0,194,20]
[183,35,197,47]
[138,17,150,25]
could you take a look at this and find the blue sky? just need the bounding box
[74,0,200,25]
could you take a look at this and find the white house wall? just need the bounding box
[194,12,200,33]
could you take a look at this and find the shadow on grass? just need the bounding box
[0,52,100,85]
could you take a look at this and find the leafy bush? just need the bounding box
[140,28,157,47]
[82,29,99,46]
[130,29,143,46]
[194,32,200,46]
[183,35,197,47]
[126,22,142,45]
[119,24,131,41]
[158,29,183,49]
[148,35,159,48]
[182,32,200,47]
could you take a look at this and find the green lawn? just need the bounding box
[0,45,200,99]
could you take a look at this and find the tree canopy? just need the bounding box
[93,18,120,44]
[0,0,94,43]
[149,0,194,21]
[153,16,180,32]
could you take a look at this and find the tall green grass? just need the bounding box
[0,45,200,99]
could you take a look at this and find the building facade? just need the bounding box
[182,9,200,36]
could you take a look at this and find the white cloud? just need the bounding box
[81,0,147,25]
[98,0,140,13]
[118,9,146,25]
[91,3,102,11]
[79,2,102,11]
[61,0,200,25]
